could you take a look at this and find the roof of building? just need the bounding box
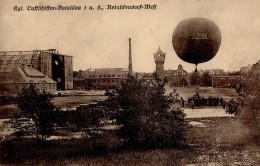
[154,47,165,55]
[0,65,56,84]
[22,64,46,77]
[85,68,128,74]
[0,51,41,72]
[0,49,72,73]
[164,64,188,75]
[154,47,166,63]
[84,68,129,78]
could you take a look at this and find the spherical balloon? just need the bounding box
[172,17,221,65]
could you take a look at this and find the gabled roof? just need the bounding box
[0,65,56,84]
[164,64,187,75]
[22,65,45,77]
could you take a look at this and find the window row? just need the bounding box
[90,79,121,83]
[14,84,56,91]
[89,74,127,78]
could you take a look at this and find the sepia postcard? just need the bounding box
[0,0,260,165]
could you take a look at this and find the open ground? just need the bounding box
[1,117,259,165]
[1,87,257,165]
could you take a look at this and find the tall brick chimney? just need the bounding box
[128,38,133,74]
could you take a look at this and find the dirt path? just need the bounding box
[184,108,233,118]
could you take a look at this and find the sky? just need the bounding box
[0,0,260,73]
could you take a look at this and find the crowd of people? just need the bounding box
[187,93,226,109]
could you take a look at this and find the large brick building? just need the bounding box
[0,49,73,91]
[74,68,129,90]
[83,68,129,90]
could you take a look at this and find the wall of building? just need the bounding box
[52,54,65,90]
[73,68,128,90]
[64,56,73,90]
[73,78,87,90]
[38,52,53,78]
[36,83,56,94]
[51,54,73,90]
[85,71,127,90]
[212,76,243,88]
[86,77,124,90]
[0,83,56,94]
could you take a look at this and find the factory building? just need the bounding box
[83,68,129,90]
[0,49,73,91]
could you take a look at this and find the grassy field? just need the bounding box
[52,95,107,109]
[52,87,237,109]
[0,87,237,111]
[1,87,253,165]
[1,117,259,165]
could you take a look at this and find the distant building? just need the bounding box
[84,68,129,89]
[212,75,244,88]
[240,64,252,74]
[74,44,189,90]
[73,70,87,90]
[198,69,225,76]
[0,64,56,94]
[74,68,129,90]
[165,64,189,87]
[251,60,260,74]
[73,38,133,90]
[138,72,153,80]
[0,49,73,90]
